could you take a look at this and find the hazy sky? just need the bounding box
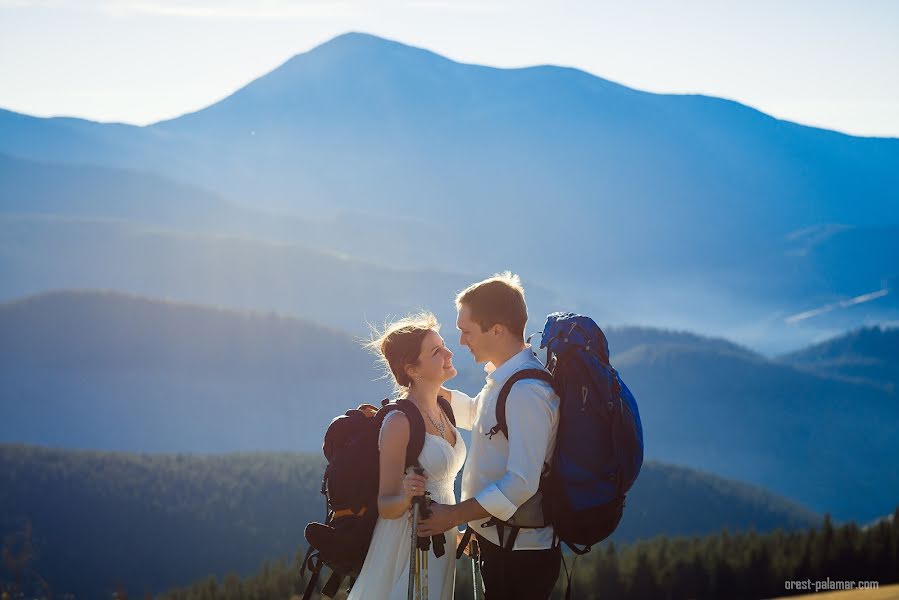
[1,0,897,137]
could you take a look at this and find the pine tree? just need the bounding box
[755,542,776,598]
[594,543,624,600]
[628,548,661,599]
[892,506,899,582]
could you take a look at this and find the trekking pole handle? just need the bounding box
[411,467,428,513]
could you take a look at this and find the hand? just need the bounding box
[417,502,457,537]
[402,472,428,504]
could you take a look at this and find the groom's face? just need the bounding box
[456,303,493,364]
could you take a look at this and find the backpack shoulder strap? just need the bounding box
[437,395,456,427]
[489,368,555,440]
[379,397,454,467]
[394,399,426,469]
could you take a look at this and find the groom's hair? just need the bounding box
[455,271,527,339]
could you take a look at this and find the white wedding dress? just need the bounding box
[348,411,467,600]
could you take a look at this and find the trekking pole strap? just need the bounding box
[431,533,445,557]
[455,526,474,559]
[561,553,579,600]
[564,541,592,555]
[298,545,314,581]
[503,526,520,551]
[299,550,322,600]
[302,571,319,600]
[321,572,343,598]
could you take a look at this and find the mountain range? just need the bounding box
[1,32,897,352]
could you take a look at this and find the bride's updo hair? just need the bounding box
[368,312,440,394]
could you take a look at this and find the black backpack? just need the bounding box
[298,396,455,599]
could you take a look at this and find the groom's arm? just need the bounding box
[473,382,558,521]
[441,387,476,431]
[418,382,559,537]
[416,387,486,536]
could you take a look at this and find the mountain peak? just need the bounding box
[286,30,447,67]
[319,31,400,48]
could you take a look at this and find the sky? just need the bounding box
[0,0,897,137]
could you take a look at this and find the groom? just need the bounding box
[418,272,561,599]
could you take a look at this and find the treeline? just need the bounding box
[0,444,327,600]
[1,443,827,598]
[147,509,899,600]
[157,553,314,600]
[558,510,899,599]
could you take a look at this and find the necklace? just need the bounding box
[425,409,447,439]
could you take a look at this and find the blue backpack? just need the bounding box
[491,312,644,554]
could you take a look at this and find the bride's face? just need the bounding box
[408,330,457,385]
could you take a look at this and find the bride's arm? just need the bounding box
[376,412,427,519]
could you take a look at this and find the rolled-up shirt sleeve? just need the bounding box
[475,382,558,521]
[446,388,477,431]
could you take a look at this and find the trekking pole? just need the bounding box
[415,545,422,600]
[470,538,483,600]
[410,465,431,600]
[471,553,478,600]
[421,492,432,600]
[408,494,420,600]
[413,467,430,600]
[421,543,429,600]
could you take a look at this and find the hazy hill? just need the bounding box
[0,288,361,376]
[779,325,899,389]
[0,289,386,452]
[605,325,761,360]
[614,342,898,522]
[0,444,820,599]
[0,214,570,337]
[0,152,447,260]
[0,151,320,240]
[0,152,230,222]
[1,32,897,351]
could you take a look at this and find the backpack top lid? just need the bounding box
[539,312,609,363]
[323,407,374,462]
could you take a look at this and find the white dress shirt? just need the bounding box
[447,346,560,550]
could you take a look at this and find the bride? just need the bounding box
[348,312,467,600]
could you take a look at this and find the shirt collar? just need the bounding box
[485,346,535,383]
